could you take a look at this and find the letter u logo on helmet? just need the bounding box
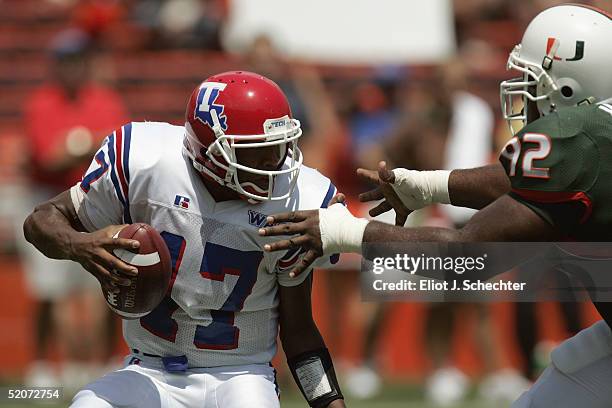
[183,71,303,202]
[500,4,612,134]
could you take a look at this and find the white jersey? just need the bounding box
[70,121,337,368]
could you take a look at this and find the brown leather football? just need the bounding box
[104,223,172,319]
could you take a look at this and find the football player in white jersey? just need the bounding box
[23,71,346,408]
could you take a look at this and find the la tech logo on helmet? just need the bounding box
[194,82,228,131]
[546,37,585,61]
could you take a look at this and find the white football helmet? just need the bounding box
[500,4,612,134]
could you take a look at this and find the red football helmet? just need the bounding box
[184,71,303,202]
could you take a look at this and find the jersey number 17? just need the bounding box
[140,232,263,350]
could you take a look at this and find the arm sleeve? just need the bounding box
[498,113,598,234]
[70,124,134,231]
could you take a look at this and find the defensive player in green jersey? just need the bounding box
[502,102,612,241]
[258,4,612,408]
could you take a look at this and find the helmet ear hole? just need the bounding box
[561,86,574,98]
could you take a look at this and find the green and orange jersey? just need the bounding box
[500,101,612,325]
[500,102,612,241]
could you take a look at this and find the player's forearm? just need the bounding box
[361,193,553,251]
[327,399,346,407]
[448,163,510,209]
[282,323,344,408]
[363,221,463,249]
[280,320,326,359]
[23,197,83,261]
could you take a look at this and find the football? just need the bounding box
[103,223,172,319]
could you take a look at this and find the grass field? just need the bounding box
[0,403,495,408]
[0,385,507,408]
[0,399,497,408]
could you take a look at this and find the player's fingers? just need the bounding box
[264,210,308,226]
[356,168,380,184]
[328,193,346,207]
[95,250,138,278]
[378,161,395,184]
[90,262,125,290]
[395,211,409,227]
[289,249,319,278]
[106,268,132,286]
[101,236,140,250]
[258,223,304,237]
[102,281,120,294]
[102,224,128,237]
[99,280,120,295]
[95,275,120,295]
[359,187,384,202]
[263,235,310,252]
[380,184,412,215]
[262,239,292,252]
[369,201,393,217]
[259,220,309,237]
[83,261,106,285]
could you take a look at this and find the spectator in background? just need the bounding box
[344,72,454,402]
[349,78,399,172]
[385,77,451,172]
[339,73,402,400]
[381,45,530,405]
[132,0,223,50]
[437,42,495,224]
[72,0,125,40]
[453,0,513,46]
[18,28,128,389]
[243,34,343,174]
[243,35,312,135]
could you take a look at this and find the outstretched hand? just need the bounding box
[258,193,346,278]
[357,161,411,226]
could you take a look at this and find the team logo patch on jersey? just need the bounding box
[248,210,268,228]
[195,82,228,131]
[174,195,190,209]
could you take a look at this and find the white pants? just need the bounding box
[71,356,280,408]
[512,320,612,408]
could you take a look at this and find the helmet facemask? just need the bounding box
[500,44,559,135]
[184,115,303,203]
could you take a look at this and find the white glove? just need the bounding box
[390,169,451,210]
[319,203,369,254]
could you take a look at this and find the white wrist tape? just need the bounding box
[318,203,369,254]
[390,169,451,209]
